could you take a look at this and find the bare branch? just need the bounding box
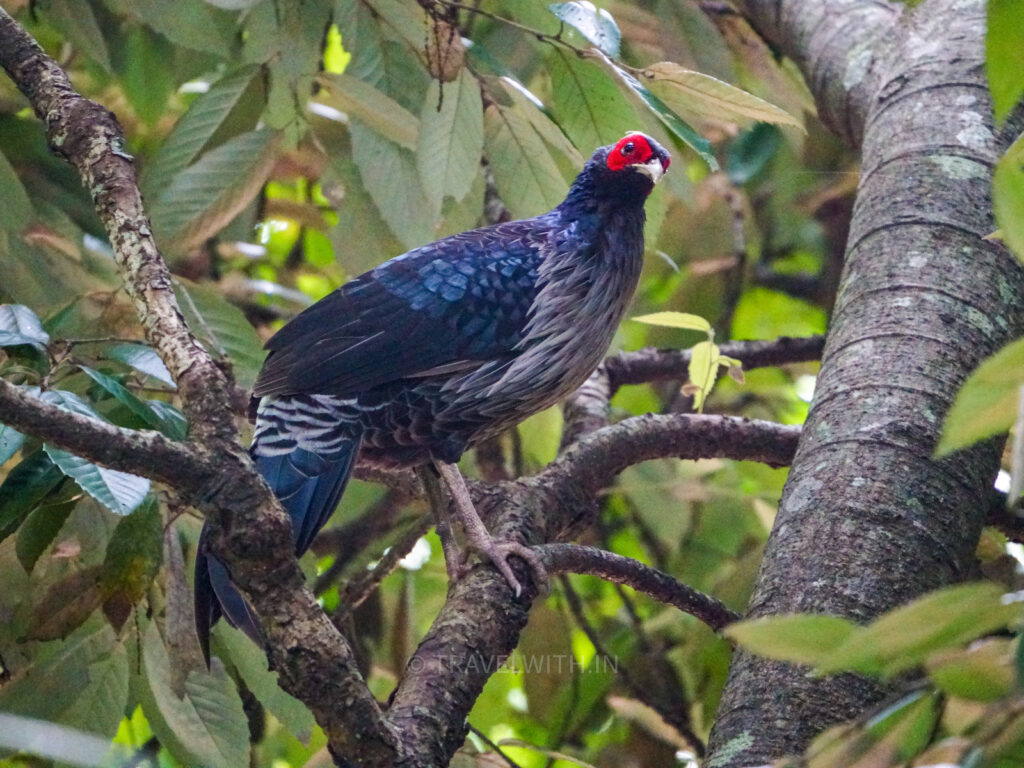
[543,544,740,632]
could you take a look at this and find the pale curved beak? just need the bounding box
[635,156,666,184]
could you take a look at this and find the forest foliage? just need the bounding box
[0,1,1022,766]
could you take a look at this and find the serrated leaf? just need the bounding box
[318,73,420,150]
[0,304,50,349]
[105,343,175,386]
[417,70,484,207]
[633,311,712,332]
[0,422,26,465]
[0,616,128,735]
[149,128,281,253]
[484,101,567,218]
[350,119,439,248]
[141,66,261,201]
[23,565,104,641]
[173,278,266,389]
[643,62,804,130]
[994,131,1024,261]
[816,582,1022,676]
[0,150,32,232]
[501,78,583,167]
[44,446,150,516]
[37,0,112,72]
[548,49,641,152]
[0,451,65,544]
[594,52,718,171]
[136,618,250,768]
[936,336,1024,456]
[212,624,316,743]
[548,1,621,58]
[724,614,858,666]
[987,0,1024,122]
[15,482,77,573]
[78,365,183,439]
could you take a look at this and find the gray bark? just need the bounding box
[707,1,1024,763]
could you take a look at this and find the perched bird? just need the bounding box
[195,131,671,659]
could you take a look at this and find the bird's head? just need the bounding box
[570,132,672,205]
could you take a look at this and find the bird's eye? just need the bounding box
[621,142,635,155]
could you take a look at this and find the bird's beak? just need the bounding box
[634,156,666,185]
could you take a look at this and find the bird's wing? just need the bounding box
[253,220,550,398]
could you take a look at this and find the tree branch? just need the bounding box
[541,544,740,631]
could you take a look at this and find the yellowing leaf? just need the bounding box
[317,73,420,150]
[643,62,805,131]
[632,311,712,332]
[688,340,718,411]
[926,639,1015,701]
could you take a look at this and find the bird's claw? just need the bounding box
[472,538,550,598]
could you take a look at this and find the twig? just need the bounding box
[466,723,524,768]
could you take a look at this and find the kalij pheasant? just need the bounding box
[195,132,671,659]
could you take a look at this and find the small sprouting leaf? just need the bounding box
[105,343,175,386]
[0,304,50,349]
[318,73,420,150]
[816,582,1022,677]
[724,614,858,666]
[688,340,719,411]
[643,62,805,130]
[548,2,621,58]
[0,451,65,544]
[633,311,712,332]
[936,336,1024,456]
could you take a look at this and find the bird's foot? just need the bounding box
[463,533,549,598]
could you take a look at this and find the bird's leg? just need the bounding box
[434,460,549,597]
[416,465,468,582]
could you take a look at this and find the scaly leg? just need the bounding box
[416,465,467,583]
[434,460,549,597]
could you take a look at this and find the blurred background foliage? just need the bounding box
[0,0,1020,766]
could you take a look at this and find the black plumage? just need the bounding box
[195,132,671,658]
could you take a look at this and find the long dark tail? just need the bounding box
[194,438,360,664]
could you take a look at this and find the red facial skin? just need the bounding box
[605,133,671,173]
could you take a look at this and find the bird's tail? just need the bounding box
[194,436,360,665]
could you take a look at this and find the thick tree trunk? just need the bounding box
[707,1,1024,763]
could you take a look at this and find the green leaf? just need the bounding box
[212,624,317,744]
[595,53,718,171]
[36,0,112,72]
[994,131,1024,261]
[23,564,104,641]
[724,614,858,666]
[987,0,1024,122]
[0,150,33,232]
[149,128,281,253]
[135,618,251,768]
[0,616,128,736]
[0,304,51,349]
[105,343,175,386]
[141,66,261,202]
[417,70,484,207]
[0,421,25,465]
[0,450,65,544]
[78,365,184,439]
[816,582,1022,676]
[484,100,567,219]
[173,277,266,389]
[936,336,1024,456]
[927,639,1015,701]
[632,311,712,332]
[548,49,641,152]
[101,496,163,629]
[350,119,439,248]
[15,481,77,573]
[548,2,621,58]
[688,340,719,411]
[118,24,176,127]
[727,123,783,185]
[130,0,234,57]
[319,73,420,150]
[642,62,805,130]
